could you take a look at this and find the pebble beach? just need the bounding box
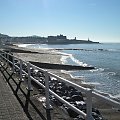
[3,45,120,120]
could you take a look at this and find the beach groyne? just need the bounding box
[6,45,95,70]
[29,61,95,70]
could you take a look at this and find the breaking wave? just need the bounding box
[69,54,88,67]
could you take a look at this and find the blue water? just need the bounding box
[21,43,120,96]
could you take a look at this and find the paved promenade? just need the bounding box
[0,60,70,120]
[0,71,28,120]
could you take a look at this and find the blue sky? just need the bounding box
[0,0,120,43]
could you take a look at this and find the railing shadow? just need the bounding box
[0,63,51,120]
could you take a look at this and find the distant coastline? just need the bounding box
[0,33,99,45]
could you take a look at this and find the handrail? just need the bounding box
[48,71,88,93]
[0,49,120,120]
[30,71,87,118]
[49,89,87,118]
[0,50,89,119]
[30,62,46,73]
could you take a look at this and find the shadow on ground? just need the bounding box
[0,63,51,120]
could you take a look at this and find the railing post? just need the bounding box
[27,62,33,91]
[12,56,15,73]
[44,70,50,109]
[19,59,24,82]
[6,52,9,66]
[5,52,7,64]
[5,52,7,61]
[3,52,6,65]
[1,52,4,64]
[1,51,4,62]
[86,89,94,120]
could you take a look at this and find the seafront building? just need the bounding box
[0,33,99,44]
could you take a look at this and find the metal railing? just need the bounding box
[0,50,120,120]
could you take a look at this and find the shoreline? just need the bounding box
[5,44,120,97]
[6,44,120,96]
[7,44,94,88]
[3,44,120,120]
[4,45,120,95]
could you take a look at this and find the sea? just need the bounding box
[18,43,120,98]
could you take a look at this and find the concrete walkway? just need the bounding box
[0,71,28,120]
[0,61,70,120]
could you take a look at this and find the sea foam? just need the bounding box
[69,54,88,67]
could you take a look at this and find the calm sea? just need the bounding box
[19,43,120,97]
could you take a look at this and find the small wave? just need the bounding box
[60,55,70,64]
[82,82,100,86]
[113,94,120,100]
[70,73,85,80]
[69,54,88,67]
[108,72,116,76]
[108,49,120,52]
[61,70,85,80]
[55,50,70,56]
[17,44,33,47]
[90,68,104,72]
[58,51,72,64]
[93,89,115,98]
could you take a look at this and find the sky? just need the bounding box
[0,0,120,43]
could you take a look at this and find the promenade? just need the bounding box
[0,60,69,120]
[0,70,28,120]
